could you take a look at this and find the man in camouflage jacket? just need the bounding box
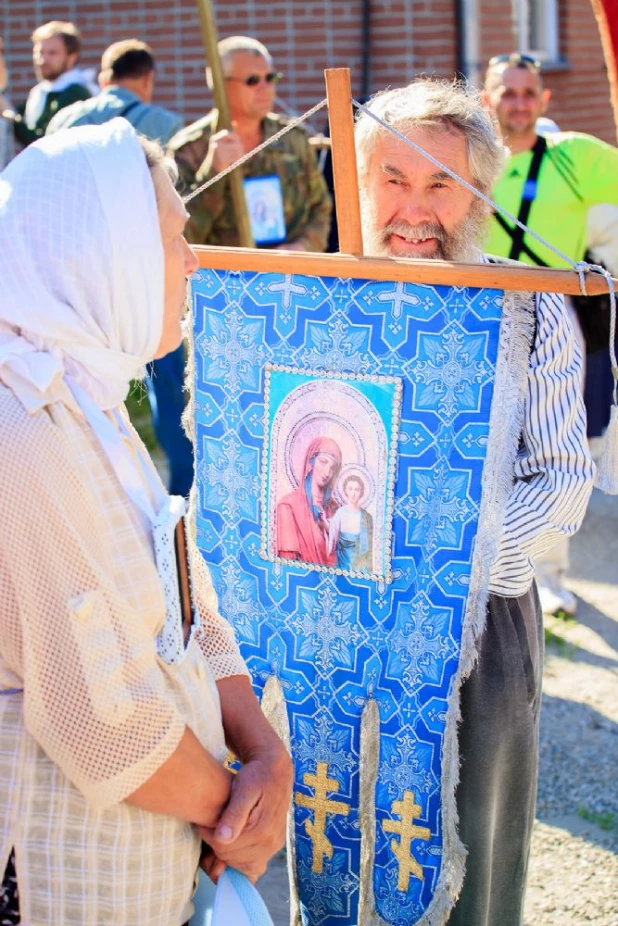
[168,36,331,251]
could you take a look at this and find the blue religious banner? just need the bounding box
[191,266,533,926]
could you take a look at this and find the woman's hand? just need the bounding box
[202,675,293,881]
[198,741,292,882]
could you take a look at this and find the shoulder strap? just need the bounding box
[493,212,550,267]
[507,135,548,261]
[118,99,143,122]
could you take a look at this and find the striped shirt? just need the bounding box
[488,287,594,596]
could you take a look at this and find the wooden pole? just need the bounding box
[195,0,255,247]
[193,245,618,296]
[325,69,364,256]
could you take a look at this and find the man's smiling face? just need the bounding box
[360,123,488,261]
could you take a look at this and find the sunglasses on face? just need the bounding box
[488,53,541,70]
[225,71,282,87]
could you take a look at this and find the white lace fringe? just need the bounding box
[594,404,618,494]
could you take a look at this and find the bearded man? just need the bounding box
[4,21,93,146]
[355,80,594,926]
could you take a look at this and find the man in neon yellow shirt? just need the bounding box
[483,52,618,617]
[483,53,618,268]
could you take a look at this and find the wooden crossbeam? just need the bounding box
[192,66,616,296]
[193,245,616,295]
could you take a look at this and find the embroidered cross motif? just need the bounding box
[375,281,420,319]
[295,761,350,873]
[268,276,307,309]
[383,790,431,891]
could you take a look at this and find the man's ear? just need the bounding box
[67,52,79,72]
[540,87,551,115]
[480,89,491,111]
[98,71,107,90]
[142,70,155,103]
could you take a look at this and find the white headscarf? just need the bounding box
[0,118,164,412]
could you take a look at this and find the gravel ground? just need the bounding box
[524,486,618,925]
[258,487,618,924]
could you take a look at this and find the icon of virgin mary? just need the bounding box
[276,436,342,566]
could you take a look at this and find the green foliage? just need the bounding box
[544,621,575,659]
[544,615,577,660]
[577,807,618,832]
[125,381,158,453]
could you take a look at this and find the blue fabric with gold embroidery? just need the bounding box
[192,270,503,925]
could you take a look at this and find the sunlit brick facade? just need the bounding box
[1,0,615,144]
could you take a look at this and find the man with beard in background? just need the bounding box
[3,21,93,147]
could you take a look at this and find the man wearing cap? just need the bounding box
[482,52,618,617]
[168,35,331,252]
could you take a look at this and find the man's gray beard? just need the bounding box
[360,197,489,262]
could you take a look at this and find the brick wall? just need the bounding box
[547,0,617,143]
[0,0,614,140]
[478,0,516,70]
[0,0,453,128]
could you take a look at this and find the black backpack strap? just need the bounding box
[492,135,548,262]
[508,135,547,260]
[494,212,550,267]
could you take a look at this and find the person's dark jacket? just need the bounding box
[15,83,92,146]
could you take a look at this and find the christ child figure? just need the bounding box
[327,474,374,572]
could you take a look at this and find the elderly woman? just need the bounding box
[0,36,15,169]
[0,120,291,924]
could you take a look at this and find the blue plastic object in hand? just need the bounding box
[211,868,275,926]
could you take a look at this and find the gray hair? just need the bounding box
[138,135,178,189]
[217,35,272,75]
[355,79,505,196]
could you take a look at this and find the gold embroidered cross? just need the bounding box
[382,790,431,891]
[294,761,350,873]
